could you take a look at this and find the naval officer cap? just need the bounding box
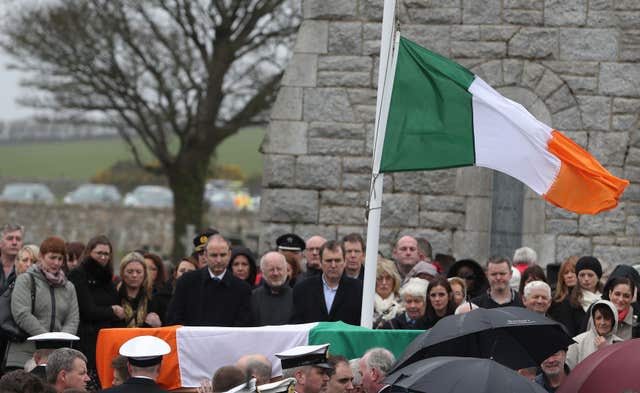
[193,228,220,252]
[257,378,296,393]
[276,233,306,252]
[275,344,333,371]
[28,332,80,350]
[119,335,171,367]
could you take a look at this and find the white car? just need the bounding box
[1,183,55,204]
[124,185,173,208]
[64,184,122,205]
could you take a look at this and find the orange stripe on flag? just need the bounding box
[96,325,182,390]
[544,130,629,214]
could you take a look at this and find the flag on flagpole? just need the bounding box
[379,35,628,215]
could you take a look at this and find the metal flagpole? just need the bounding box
[360,0,398,328]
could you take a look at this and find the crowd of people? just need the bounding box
[0,222,638,392]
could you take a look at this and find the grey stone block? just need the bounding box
[294,21,328,54]
[353,104,377,123]
[586,11,615,27]
[451,41,506,58]
[600,63,640,97]
[546,85,577,113]
[613,98,640,113]
[342,173,372,191]
[420,211,465,230]
[545,0,587,26]
[336,226,366,241]
[588,131,629,166]
[535,71,565,99]
[308,122,365,139]
[451,26,480,41]
[318,56,372,72]
[559,29,618,61]
[503,10,543,25]
[282,54,317,87]
[474,60,503,87]
[522,234,557,265]
[615,1,640,9]
[321,191,367,207]
[547,219,579,234]
[505,0,544,9]
[303,0,358,19]
[542,61,599,76]
[381,194,420,227]
[617,11,640,28]
[346,89,377,106]
[260,188,318,223]
[393,170,457,195]
[453,230,490,261]
[462,0,501,23]
[293,224,337,242]
[562,76,598,94]
[420,195,466,212]
[271,87,303,121]
[579,207,626,235]
[523,197,546,234]
[593,245,640,266]
[465,197,492,231]
[456,167,493,196]
[342,157,371,173]
[403,25,451,57]
[624,166,640,182]
[551,106,583,129]
[563,131,588,149]
[262,155,296,188]
[590,0,613,10]
[308,138,364,155]
[358,0,383,20]
[295,156,341,189]
[508,28,558,59]
[626,215,640,236]
[626,147,640,166]
[577,96,611,130]
[328,22,362,55]
[481,26,519,41]
[613,115,637,131]
[318,71,371,88]
[556,235,592,262]
[521,62,546,90]
[503,59,524,85]
[261,121,307,155]
[303,88,355,122]
[592,236,616,245]
[621,30,640,61]
[319,206,365,225]
[546,205,579,219]
[622,183,640,202]
[411,8,461,24]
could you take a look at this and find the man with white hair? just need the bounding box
[523,281,552,315]
[251,252,292,325]
[358,348,396,393]
[513,246,538,274]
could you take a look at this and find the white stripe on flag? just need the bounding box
[176,323,319,387]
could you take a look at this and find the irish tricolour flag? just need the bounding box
[379,35,628,214]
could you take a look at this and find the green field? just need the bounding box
[0,127,265,180]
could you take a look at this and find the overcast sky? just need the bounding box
[0,52,34,120]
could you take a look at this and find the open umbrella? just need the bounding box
[384,356,547,393]
[391,306,574,372]
[557,339,640,393]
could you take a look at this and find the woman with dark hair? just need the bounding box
[6,237,79,370]
[67,235,125,384]
[64,241,85,274]
[143,252,172,322]
[447,259,489,300]
[118,252,162,328]
[563,256,603,337]
[229,246,258,287]
[167,256,198,294]
[602,276,636,340]
[518,265,547,299]
[423,276,456,329]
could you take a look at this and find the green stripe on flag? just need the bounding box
[380,36,476,172]
[308,321,422,359]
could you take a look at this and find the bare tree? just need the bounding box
[2,0,299,258]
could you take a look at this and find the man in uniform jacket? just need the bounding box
[166,234,251,326]
[291,240,362,326]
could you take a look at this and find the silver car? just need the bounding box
[64,184,122,205]
[1,183,55,204]
[124,185,173,208]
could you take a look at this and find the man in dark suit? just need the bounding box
[101,335,170,393]
[291,240,362,326]
[166,234,251,326]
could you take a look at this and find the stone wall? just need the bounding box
[260,0,640,267]
[0,202,259,258]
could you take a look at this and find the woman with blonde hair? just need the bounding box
[117,252,162,328]
[14,245,39,276]
[373,258,403,328]
[548,256,578,334]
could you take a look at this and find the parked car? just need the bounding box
[0,183,55,204]
[206,188,237,210]
[63,184,122,205]
[124,185,173,208]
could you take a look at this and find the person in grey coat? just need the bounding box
[251,251,293,326]
[6,236,79,369]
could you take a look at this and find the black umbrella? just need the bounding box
[385,356,547,393]
[391,306,574,372]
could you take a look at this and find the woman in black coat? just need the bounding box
[68,235,125,385]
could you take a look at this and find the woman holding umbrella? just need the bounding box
[566,300,622,369]
[423,277,456,329]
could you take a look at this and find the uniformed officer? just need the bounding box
[275,344,334,393]
[100,335,171,393]
[27,332,79,382]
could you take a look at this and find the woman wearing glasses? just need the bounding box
[68,235,125,387]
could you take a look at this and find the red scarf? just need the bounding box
[618,307,630,323]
